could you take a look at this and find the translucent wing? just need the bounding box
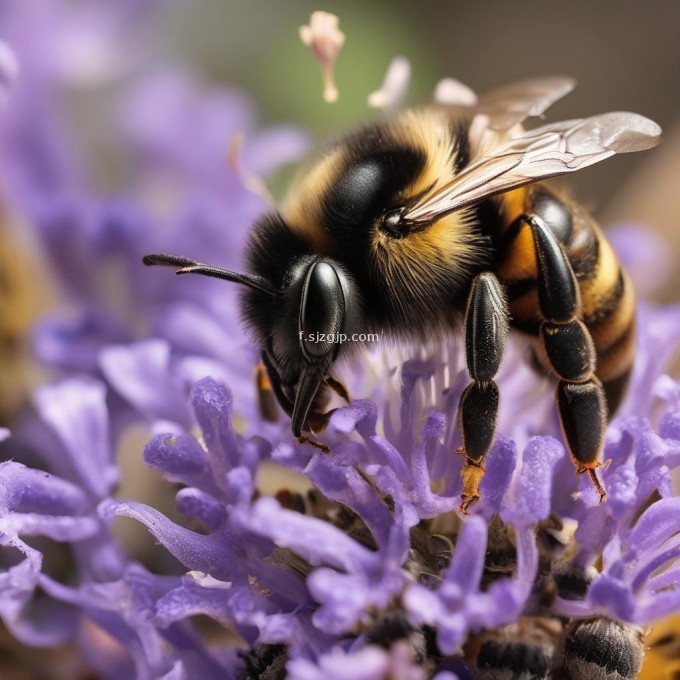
[402,112,662,225]
[476,76,576,130]
[434,76,576,129]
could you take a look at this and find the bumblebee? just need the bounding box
[468,515,645,679]
[144,77,661,512]
[551,617,645,680]
[468,616,645,680]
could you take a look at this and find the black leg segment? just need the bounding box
[558,380,607,472]
[526,215,608,501]
[457,272,509,513]
[458,381,500,461]
[529,215,579,323]
[465,272,509,382]
[540,320,596,382]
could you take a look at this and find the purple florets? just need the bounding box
[96,316,680,678]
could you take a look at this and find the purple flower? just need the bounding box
[3,241,680,678]
[87,222,680,677]
[100,284,680,677]
[1,376,240,678]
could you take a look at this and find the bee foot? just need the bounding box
[459,494,479,515]
[577,465,607,503]
[297,436,331,454]
[459,459,485,514]
[589,468,607,504]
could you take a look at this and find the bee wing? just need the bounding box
[402,112,662,224]
[476,76,577,130]
[435,77,576,128]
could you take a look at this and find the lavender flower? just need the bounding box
[94,292,680,678]
[1,376,240,678]
[89,223,680,675]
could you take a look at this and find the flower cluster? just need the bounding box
[1,4,680,680]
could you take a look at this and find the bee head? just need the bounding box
[143,243,361,438]
[255,254,359,437]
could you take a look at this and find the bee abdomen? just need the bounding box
[552,618,644,680]
[475,638,553,679]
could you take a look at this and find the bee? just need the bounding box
[470,617,561,680]
[144,77,661,513]
[467,616,645,680]
[468,515,645,680]
[551,617,645,680]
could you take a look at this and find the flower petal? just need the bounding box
[100,339,191,423]
[441,515,487,598]
[478,437,517,516]
[190,377,248,486]
[0,461,90,515]
[175,488,226,531]
[233,496,377,573]
[100,500,233,579]
[501,436,564,527]
[143,433,217,494]
[33,377,117,500]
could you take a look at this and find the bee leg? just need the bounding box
[258,353,330,452]
[457,272,509,514]
[324,375,351,403]
[306,407,336,433]
[255,361,280,422]
[260,351,332,454]
[526,214,608,502]
[297,436,331,454]
[260,350,295,417]
[297,408,336,454]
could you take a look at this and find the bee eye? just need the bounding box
[299,261,346,361]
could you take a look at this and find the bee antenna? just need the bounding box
[143,253,277,296]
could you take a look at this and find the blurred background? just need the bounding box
[7,0,676,262]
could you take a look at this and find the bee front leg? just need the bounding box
[259,351,331,453]
[324,374,350,403]
[298,407,335,453]
[457,272,509,514]
[255,361,280,422]
[297,377,348,453]
[526,215,607,502]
